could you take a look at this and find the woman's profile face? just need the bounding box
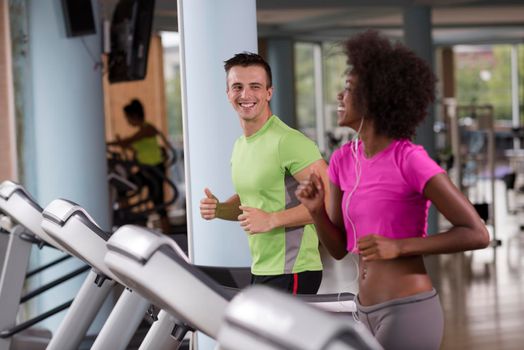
[336,73,362,128]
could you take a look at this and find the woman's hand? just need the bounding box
[357,234,402,261]
[295,172,326,215]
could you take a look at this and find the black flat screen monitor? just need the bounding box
[62,0,97,37]
[108,0,156,83]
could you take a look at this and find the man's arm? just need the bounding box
[200,189,242,221]
[217,194,243,221]
[238,159,329,234]
[275,158,329,227]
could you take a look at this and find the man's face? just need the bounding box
[226,65,273,122]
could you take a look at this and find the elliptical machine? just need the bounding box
[106,145,179,229]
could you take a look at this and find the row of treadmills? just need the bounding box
[0,180,382,350]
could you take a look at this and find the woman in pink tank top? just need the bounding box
[296,30,489,350]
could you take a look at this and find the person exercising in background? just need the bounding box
[199,52,329,294]
[107,98,172,234]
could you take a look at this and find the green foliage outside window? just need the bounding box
[294,41,347,134]
[165,70,183,143]
[455,45,523,122]
[294,43,316,132]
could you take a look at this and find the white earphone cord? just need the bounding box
[343,117,364,287]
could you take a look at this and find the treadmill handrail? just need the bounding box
[107,225,357,311]
[26,255,73,278]
[107,225,189,264]
[20,265,91,303]
[0,300,73,339]
[42,199,100,228]
[0,183,64,250]
[0,181,43,212]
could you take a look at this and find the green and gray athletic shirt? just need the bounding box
[231,115,323,276]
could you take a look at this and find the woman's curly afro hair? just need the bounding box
[345,30,436,139]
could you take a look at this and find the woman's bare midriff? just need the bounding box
[357,255,433,306]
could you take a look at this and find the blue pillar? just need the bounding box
[404,6,435,159]
[9,0,36,190]
[403,6,438,234]
[266,38,297,127]
[26,0,110,332]
[403,5,440,287]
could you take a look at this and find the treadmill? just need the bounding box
[0,181,93,350]
[104,224,363,349]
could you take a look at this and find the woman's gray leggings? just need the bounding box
[355,289,444,350]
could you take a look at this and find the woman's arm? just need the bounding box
[156,129,178,165]
[296,173,348,260]
[108,124,157,148]
[358,173,490,261]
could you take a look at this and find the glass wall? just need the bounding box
[294,42,316,139]
[454,44,523,123]
[160,31,183,144]
[519,45,524,123]
[294,41,351,157]
[160,32,186,214]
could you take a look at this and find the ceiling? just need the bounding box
[151,0,524,46]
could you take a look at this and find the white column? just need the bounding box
[178,1,257,348]
[178,0,255,266]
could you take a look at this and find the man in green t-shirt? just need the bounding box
[199,52,329,295]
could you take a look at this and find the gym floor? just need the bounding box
[439,179,524,349]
